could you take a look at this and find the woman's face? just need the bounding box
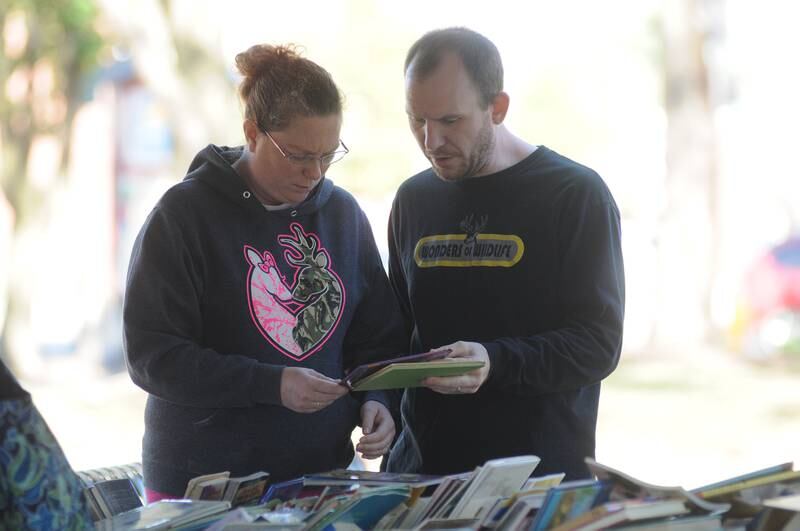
[245,113,342,206]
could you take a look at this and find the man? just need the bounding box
[385,27,625,480]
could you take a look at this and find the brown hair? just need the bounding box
[405,27,503,108]
[235,44,342,131]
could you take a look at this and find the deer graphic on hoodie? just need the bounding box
[245,222,345,361]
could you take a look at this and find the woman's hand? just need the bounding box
[280,367,348,413]
[356,401,396,460]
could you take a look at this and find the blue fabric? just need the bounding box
[0,397,91,530]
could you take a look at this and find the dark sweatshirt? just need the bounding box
[385,146,625,479]
[123,145,406,495]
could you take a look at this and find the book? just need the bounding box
[79,464,145,521]
[310,484,362,512]
[397,497,433,529]
[494,493,544,531]
[748,493,800,531]
[522,472,567,491]
[84,486,105,521]
[694,469,800,500]
[585,458,730,515]
[222,471,270,506]
[527,479,613,531]
[259,477,306,505]
[182,470,268,505]
[472,496,512,528]
[374,499,413,530]
[484,477,560,528]
[691,462,794,496]
[94,499,231,530]
[613,513,723,530]
[89,477,143,518]
[343,348,453,387]
[414,473,474,524]
[220,523,304,530]
[197,478,229,501]
[549,498,690,531]
[415,517,482,529]
[348,359,485,391]
[381,472,475,530]
[303,485,410,531]
[303,468,445,488]
[763,493,800,512]
[449,455,541,519]
[184,470,231,500]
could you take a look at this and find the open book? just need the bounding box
[343,348,484,391]
[585,458,730,515]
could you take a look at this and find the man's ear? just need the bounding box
[490,92,510,124]
[243,119,259,152]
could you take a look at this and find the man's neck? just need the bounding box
[480,126,538,177]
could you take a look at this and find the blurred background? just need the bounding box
[1,0,798,490]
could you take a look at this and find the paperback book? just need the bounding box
[343,349,485,391]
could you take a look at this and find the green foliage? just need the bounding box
[2,0,103,89]
[1,0,104,212]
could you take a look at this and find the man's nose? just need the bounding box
[423,122,445,152]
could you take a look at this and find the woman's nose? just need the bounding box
[302,160,323,180]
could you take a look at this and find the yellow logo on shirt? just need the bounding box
[414,233,524,268]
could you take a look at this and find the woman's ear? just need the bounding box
[490,92,510,124]
[243,119,259,152]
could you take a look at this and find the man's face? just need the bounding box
[405,52,495,181]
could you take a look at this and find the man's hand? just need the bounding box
[422,341,491,394]
[280,367,348,413]
[356,400,396,460]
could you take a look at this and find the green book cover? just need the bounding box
[349,360,484,391]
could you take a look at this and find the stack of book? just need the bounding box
[184,470,271,507]
[85,457,800,529]
[249,458,799,530]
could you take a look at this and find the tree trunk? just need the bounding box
[653,0,722,352]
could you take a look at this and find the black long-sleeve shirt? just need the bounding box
[385,146,625,479]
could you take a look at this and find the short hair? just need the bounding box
[404,27,503,108]
[235,44,342,131]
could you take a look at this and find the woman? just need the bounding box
[123,44,406,501]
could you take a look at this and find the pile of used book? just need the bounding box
[88,456,800,530]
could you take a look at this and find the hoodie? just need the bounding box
[123,145,406,495]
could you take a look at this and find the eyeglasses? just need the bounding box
[258,124,349,166]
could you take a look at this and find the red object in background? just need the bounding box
[731,237,800,360]
[742,237,800,322]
